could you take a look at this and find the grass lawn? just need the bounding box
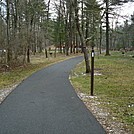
[70,51,134,132]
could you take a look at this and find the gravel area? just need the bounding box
[77,91,131,134]
[0,84,19,104]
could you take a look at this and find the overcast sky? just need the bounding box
[46,0,134,26]
[114,2,134,25]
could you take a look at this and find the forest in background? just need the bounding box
[0,0,134,68]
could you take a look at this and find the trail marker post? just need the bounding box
[91,46,94,96]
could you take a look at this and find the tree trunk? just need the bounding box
[23,47,26,64]
[74,0,90,73]
[105,0,110,56]
[60,40,62,53]
[76,33,79,53]
[27,47,30,63]
[83,47,90,73]
[54,48,57,58]
[45,48,48,58]
[44,0,50,58]
[69,4,73,54]
[85,12,89,46]
[6,0,11,63]
[99,24,102,54]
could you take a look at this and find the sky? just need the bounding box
[45,0,134,26]
[113,2,134,25]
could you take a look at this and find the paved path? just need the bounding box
[0,56,106,134]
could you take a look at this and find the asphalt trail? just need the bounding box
[0,56,106,134]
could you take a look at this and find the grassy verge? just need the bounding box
[0,53,81,90]
[70,51,134,132]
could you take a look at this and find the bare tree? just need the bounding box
[73,0,90,73]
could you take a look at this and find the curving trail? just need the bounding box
[0,56,106,134]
